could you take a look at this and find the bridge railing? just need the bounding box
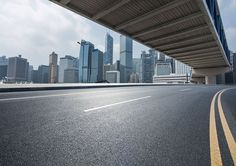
[205,0,230,63]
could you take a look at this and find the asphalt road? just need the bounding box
[0,85,235,166]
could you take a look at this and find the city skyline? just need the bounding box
[1,0,236,68]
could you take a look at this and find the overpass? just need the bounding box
[50,0,231,84]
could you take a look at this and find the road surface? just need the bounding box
[0,85,236,165]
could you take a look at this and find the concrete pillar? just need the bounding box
[205,75,216,84]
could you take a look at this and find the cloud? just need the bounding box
[0,0,91,68]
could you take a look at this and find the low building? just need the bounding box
[153,74,191,84]
[106,71,120,83]
[155,63,172,76]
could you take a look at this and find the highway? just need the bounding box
[0,85,236,165]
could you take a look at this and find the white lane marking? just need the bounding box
[179,88,192,92]
[84,96,151,112]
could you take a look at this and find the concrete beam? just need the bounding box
[181,57,223,63]
[192,67,231,76]
[144,25,208,44]
[163,41,216,54]
[60,0,71,5]
[176,51,220,60]
[170,47,219,57]
[92,0,131,20]
[155,34,212,50]
[116,0,190,30]
[133,11,203,38]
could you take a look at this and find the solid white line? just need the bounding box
[84,96,151,112]
[179,88,192,92]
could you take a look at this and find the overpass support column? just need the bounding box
[205,75,216,84]
[192,67,231,85]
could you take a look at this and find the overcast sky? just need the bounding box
[0,0,235,68]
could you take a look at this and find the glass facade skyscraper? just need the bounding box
[7,55,28,83]
[104,33,113,65]
[79,40,95,83]
[120,35,133,83]
[38,65,49,83]
[91,49,103,83]
[140,51,155,83]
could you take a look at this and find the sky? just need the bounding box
[0,0,236,69]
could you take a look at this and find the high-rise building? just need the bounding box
[159,52,166,62]
[103,64,112,80]
[0,56,8,80]
[165,57,175,73]
[27,65,33,82]
[112,60,120,71]
[140,51,155,83]
[132,58,140,75]
[79,40,94,83]
[175,60,191,75]
[38,65,49,83]
[49,52,58,83]
[91,49,103,83]
[106,71,120,83]
[7,55,28,83]
[0,56,8,66]
[59,55,78,83]
[104,33,113,65]
[31,70,39,83]
[64,69,79,83]
[120,35,133,83]
[129,73,139,83]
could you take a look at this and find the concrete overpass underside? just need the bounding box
[50,0,231,84]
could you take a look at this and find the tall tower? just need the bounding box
[79,40,95,83]
[120,35,133,83]
[104,33,113,65]
[49,52,58,83]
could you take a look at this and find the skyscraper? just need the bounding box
[140,51,155,83]
[165,57,175,73]
[175,60,191,75]
[64,69,79,83]
[7,55,28,83]
[104,33,113,65]
[0,56,8,80]
[132,58,140,75]
[49,52,58,83]
[27,65,33,82]
[31,70,39,83]
[159,52,166,62]
[91,49,103,83]
[103,64,112,80]
[120,35,133,83]
[59,55,78,83]
[79,40,95,83]
[38,65,49,83]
